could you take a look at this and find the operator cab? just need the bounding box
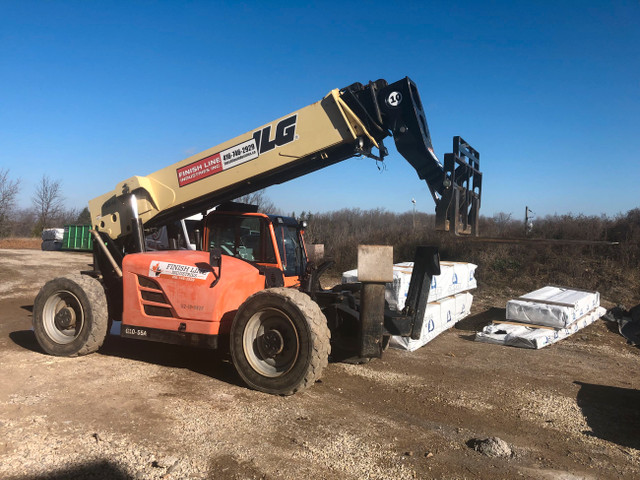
[204,209,307,285]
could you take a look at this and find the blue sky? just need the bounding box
[1,1,638,220]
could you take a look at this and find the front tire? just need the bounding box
[230,288,330,395]
[33,274,109,357]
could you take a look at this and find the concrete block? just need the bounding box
[307,244,324,263]
[357,245,393,283]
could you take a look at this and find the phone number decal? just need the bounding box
[177,138,258,187]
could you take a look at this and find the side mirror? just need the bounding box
[209,247,222,268]
[208,247,223,288]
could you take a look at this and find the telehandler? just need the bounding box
[33,77,482,394]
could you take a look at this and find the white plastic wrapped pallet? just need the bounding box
[506,286,600,328]
[476,306,606,349]
[41,229,64,251]
[41,240,62,251]
[389,291,474,351]
[342,261,477,310]
[342,261,477,351]
[41,228,64,241]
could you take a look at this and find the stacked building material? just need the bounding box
[342,261,477,351]
[475,286,606,349]
[41,228,64,251]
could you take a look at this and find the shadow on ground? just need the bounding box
[9,330,40,352]
[14,459,132,480]
[9,329,244,391]
[575,381,640,450]
[455,307,505,339]
[100,334,242,387]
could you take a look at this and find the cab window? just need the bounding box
[273,224,305,277]
[207,215,276,263]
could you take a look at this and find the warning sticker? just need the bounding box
[149,261,210,283]
[177,138,258,187]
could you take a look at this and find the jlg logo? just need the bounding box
[252,114,297,154]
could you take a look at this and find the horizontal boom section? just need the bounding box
[88,77,480,240]
[89,91,366,239]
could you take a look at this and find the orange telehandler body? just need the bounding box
[33,77,482,394]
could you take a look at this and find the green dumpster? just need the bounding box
[61,225,93,252]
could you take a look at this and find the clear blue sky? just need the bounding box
[1,1,638,220]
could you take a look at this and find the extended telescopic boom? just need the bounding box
[88,77,482,245]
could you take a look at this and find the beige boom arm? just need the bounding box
[88,90,375,240]
[89,77,482,242]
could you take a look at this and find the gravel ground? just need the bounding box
[0,249,639,479]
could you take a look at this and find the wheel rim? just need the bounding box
[42,290,85,345]
[243,307,300,378]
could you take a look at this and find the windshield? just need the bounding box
[206,215,276,263]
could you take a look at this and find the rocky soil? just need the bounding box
[0,248,639,479]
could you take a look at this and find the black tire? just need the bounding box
[33,274,109,357]
[230,288,330,395]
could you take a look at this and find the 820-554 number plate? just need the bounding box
[122,327,149,338]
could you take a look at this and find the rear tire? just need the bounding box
[230,288,330,395]
[33,274,109,357]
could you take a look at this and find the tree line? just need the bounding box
[2,166,638,300]
[0,168,89,238]
[300,208,636,266]
[297,206,639,305]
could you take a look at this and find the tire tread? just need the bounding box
[231,287,331,395]
[33,274,109,357]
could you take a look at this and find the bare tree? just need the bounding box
[233,189,279,214]
[0,169,20,237]
[492,211,515,236]
[9,208,36,237]
[32,175,65,234]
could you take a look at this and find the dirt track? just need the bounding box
[0,249,639,479]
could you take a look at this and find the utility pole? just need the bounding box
[411,198,416,231]
[525,206,534,236]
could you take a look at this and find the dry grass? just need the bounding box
[309,208,640,308]
[0,237,41,249]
